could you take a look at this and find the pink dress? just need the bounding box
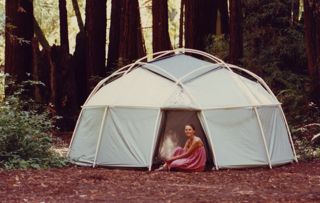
[168,146,207,172]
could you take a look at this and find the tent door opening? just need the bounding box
[152,110,214,170]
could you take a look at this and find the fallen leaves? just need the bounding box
[0,161,320,202]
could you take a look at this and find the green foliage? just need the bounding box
[206,35,229,60]
[0,79,68,169]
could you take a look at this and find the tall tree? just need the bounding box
[71,0,84,32]
[184,0,217,50]
[179,0,184,48]
[217,0,229,35]
[152,0,172,53]
[229,0,243,64]
[303,0,320,98]
[118,0,146,65]
[85,0,107,92]
[5,0,34,82]
[106,0,122,73]
[292,0,300,24]
[59,0,69,53]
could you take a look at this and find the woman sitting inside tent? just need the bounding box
[156,124,206,172]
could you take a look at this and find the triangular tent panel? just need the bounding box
[68,49,297,170]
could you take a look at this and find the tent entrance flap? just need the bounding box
[151,110,214,170]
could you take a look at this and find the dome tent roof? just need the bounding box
[85,50,278,109]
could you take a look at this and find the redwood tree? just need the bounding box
[303,0,320,98]
[5,0,34,82]
[106,0,121,73]
[184,0,217,50]
[218,0,229,35]
[118,0,146,66]
[85,0,107,92]
[152,0,172,53]
[229,0,243,64]
[59,0,69,53]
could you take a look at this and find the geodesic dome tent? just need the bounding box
[67,49,297,170]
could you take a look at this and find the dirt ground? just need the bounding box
[1,161,320,202]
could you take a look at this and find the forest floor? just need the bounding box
[1,160,320,202]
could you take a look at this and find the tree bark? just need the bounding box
[179,0,184,48]
[5,0,34,82]
[217,0,229,35]
[184,0,217,50]
[31,37,41,102]
[118,0,146,66]
[303,0,317,77]
[106,0,122,73]
[292,0,299,24]
[85,0,107,92]
[152,0,172,53]
[71,0,84,32]
[229,0,243,64]
[303,0,320,99]
[34,18,50,50]
[59,0,69,53]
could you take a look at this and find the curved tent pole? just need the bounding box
[67,109,84,157]
[148,110,162,171]
[137,61,202,109]
[177,63,222,83]
[93,107,109,167]
[84,63,135,105]
[254,107,272,168]
[199,111,219,170]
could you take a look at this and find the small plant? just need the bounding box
[0,78,68,169]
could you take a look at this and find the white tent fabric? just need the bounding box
[68,49,297,170]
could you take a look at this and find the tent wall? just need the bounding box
[257,106,294,164]
[203,108,269,168]
[69,107,105,164]
[95,107,159,167]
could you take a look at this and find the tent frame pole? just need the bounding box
[278,105,298,162]
[93,107,108,167]
[254,107,272,168]
[67,109,84,157]
[200,111,219,170]
[148,110,162,171]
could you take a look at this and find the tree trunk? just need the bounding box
[229,0,243,64]
[179,0,184,48]
[218,0,229,35]
[5,0,34,82]
[303,0,317,77]
[118,0,146,66]
[184,0,217,50]
[59,0,69,53]
[106,0,122,73]
[303,0,320,100]
[71,0,84,32]
[292,0,299,24]
[152,0,172,53]
[85,0,107,93]
[31,37,42,102]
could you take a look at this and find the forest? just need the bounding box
[1,0,320,202]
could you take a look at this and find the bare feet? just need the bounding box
[155,164,168,171]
